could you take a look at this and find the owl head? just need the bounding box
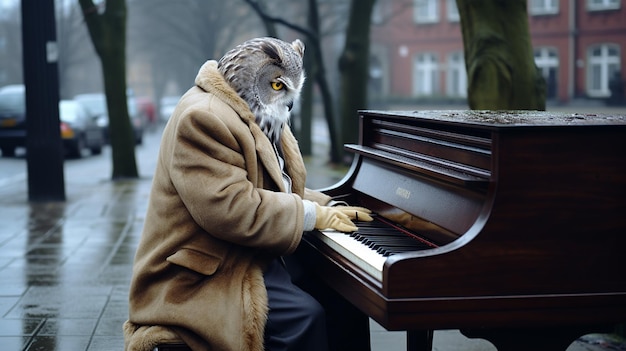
[218,37,305,144]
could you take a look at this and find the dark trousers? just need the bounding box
[263,258,329,351]
[283,254,373,351]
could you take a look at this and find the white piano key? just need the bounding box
[313,230,386,281]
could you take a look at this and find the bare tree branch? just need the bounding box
[242,0,318,41]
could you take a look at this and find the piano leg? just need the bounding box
[460,325,611,351]
[407,330,434,351]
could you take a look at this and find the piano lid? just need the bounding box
[360,110,626,128]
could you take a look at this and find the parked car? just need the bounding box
[59,99,104,158]
[0,85,105,158]
[136,96,156,126]
[0,84,26,157]
[159,95,180,122]
[74,93,144,145]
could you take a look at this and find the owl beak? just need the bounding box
[286,101,294,112]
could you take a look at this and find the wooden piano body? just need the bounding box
[293,110,626,351]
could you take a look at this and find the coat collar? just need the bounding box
[194,61,306,196]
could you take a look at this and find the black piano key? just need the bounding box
[349,217,435,257]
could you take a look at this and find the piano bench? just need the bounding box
[152,343,191,351]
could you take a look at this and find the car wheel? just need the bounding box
[67,137,84,158]
[90,144,102,155]
[1,146,15,157]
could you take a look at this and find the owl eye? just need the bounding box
[271,81,284,91]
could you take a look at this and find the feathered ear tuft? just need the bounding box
[291,39,305,58]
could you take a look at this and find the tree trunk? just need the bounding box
[457,0,545,110]
[339,0,377,163]
[315,52,341,163]
[297,0,320,156]
[78,0,138,178]
[304,0,342,163]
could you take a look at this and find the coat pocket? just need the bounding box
[166,248,221,276]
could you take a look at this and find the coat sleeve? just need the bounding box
[304,188,332,205]
[164,95,304,255]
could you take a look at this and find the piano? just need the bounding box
[291,110,626,351]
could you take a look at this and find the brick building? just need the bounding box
[370,0,626,103]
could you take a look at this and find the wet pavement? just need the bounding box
[1,108,625,350]
[0,176,150,350]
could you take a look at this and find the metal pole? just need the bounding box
[21,0,66,201]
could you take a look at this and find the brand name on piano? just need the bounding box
[395,187,411,199]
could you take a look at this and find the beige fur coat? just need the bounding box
[124,61,330,351]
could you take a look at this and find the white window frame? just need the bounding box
[587,0,620,11]
[534,47,559,78]
[586,44,621,97]
[446,51,466,97]
[414,0,439,24]
[372,1,384,25]
[413,52,440,96]
[446,0,460,22]
[529,0,559,15]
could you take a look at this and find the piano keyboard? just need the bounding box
[311,218,437,281]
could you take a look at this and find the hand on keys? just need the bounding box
[314,203,373,232]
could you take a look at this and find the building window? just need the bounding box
[372,1,384,24]
[413,52,439,96]
[529,0,559,15]
[446,52,466,97]
[446,0,459,22]
[369,54,384,96]
[534,47,559,99]
[414,0,439,24]
[586,44,621,97]
[587,0,620,11]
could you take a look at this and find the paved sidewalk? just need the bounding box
[1,111,625,350]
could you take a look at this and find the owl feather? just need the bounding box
[218,37,305,145]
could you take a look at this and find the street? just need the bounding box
[0,127,162,202]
